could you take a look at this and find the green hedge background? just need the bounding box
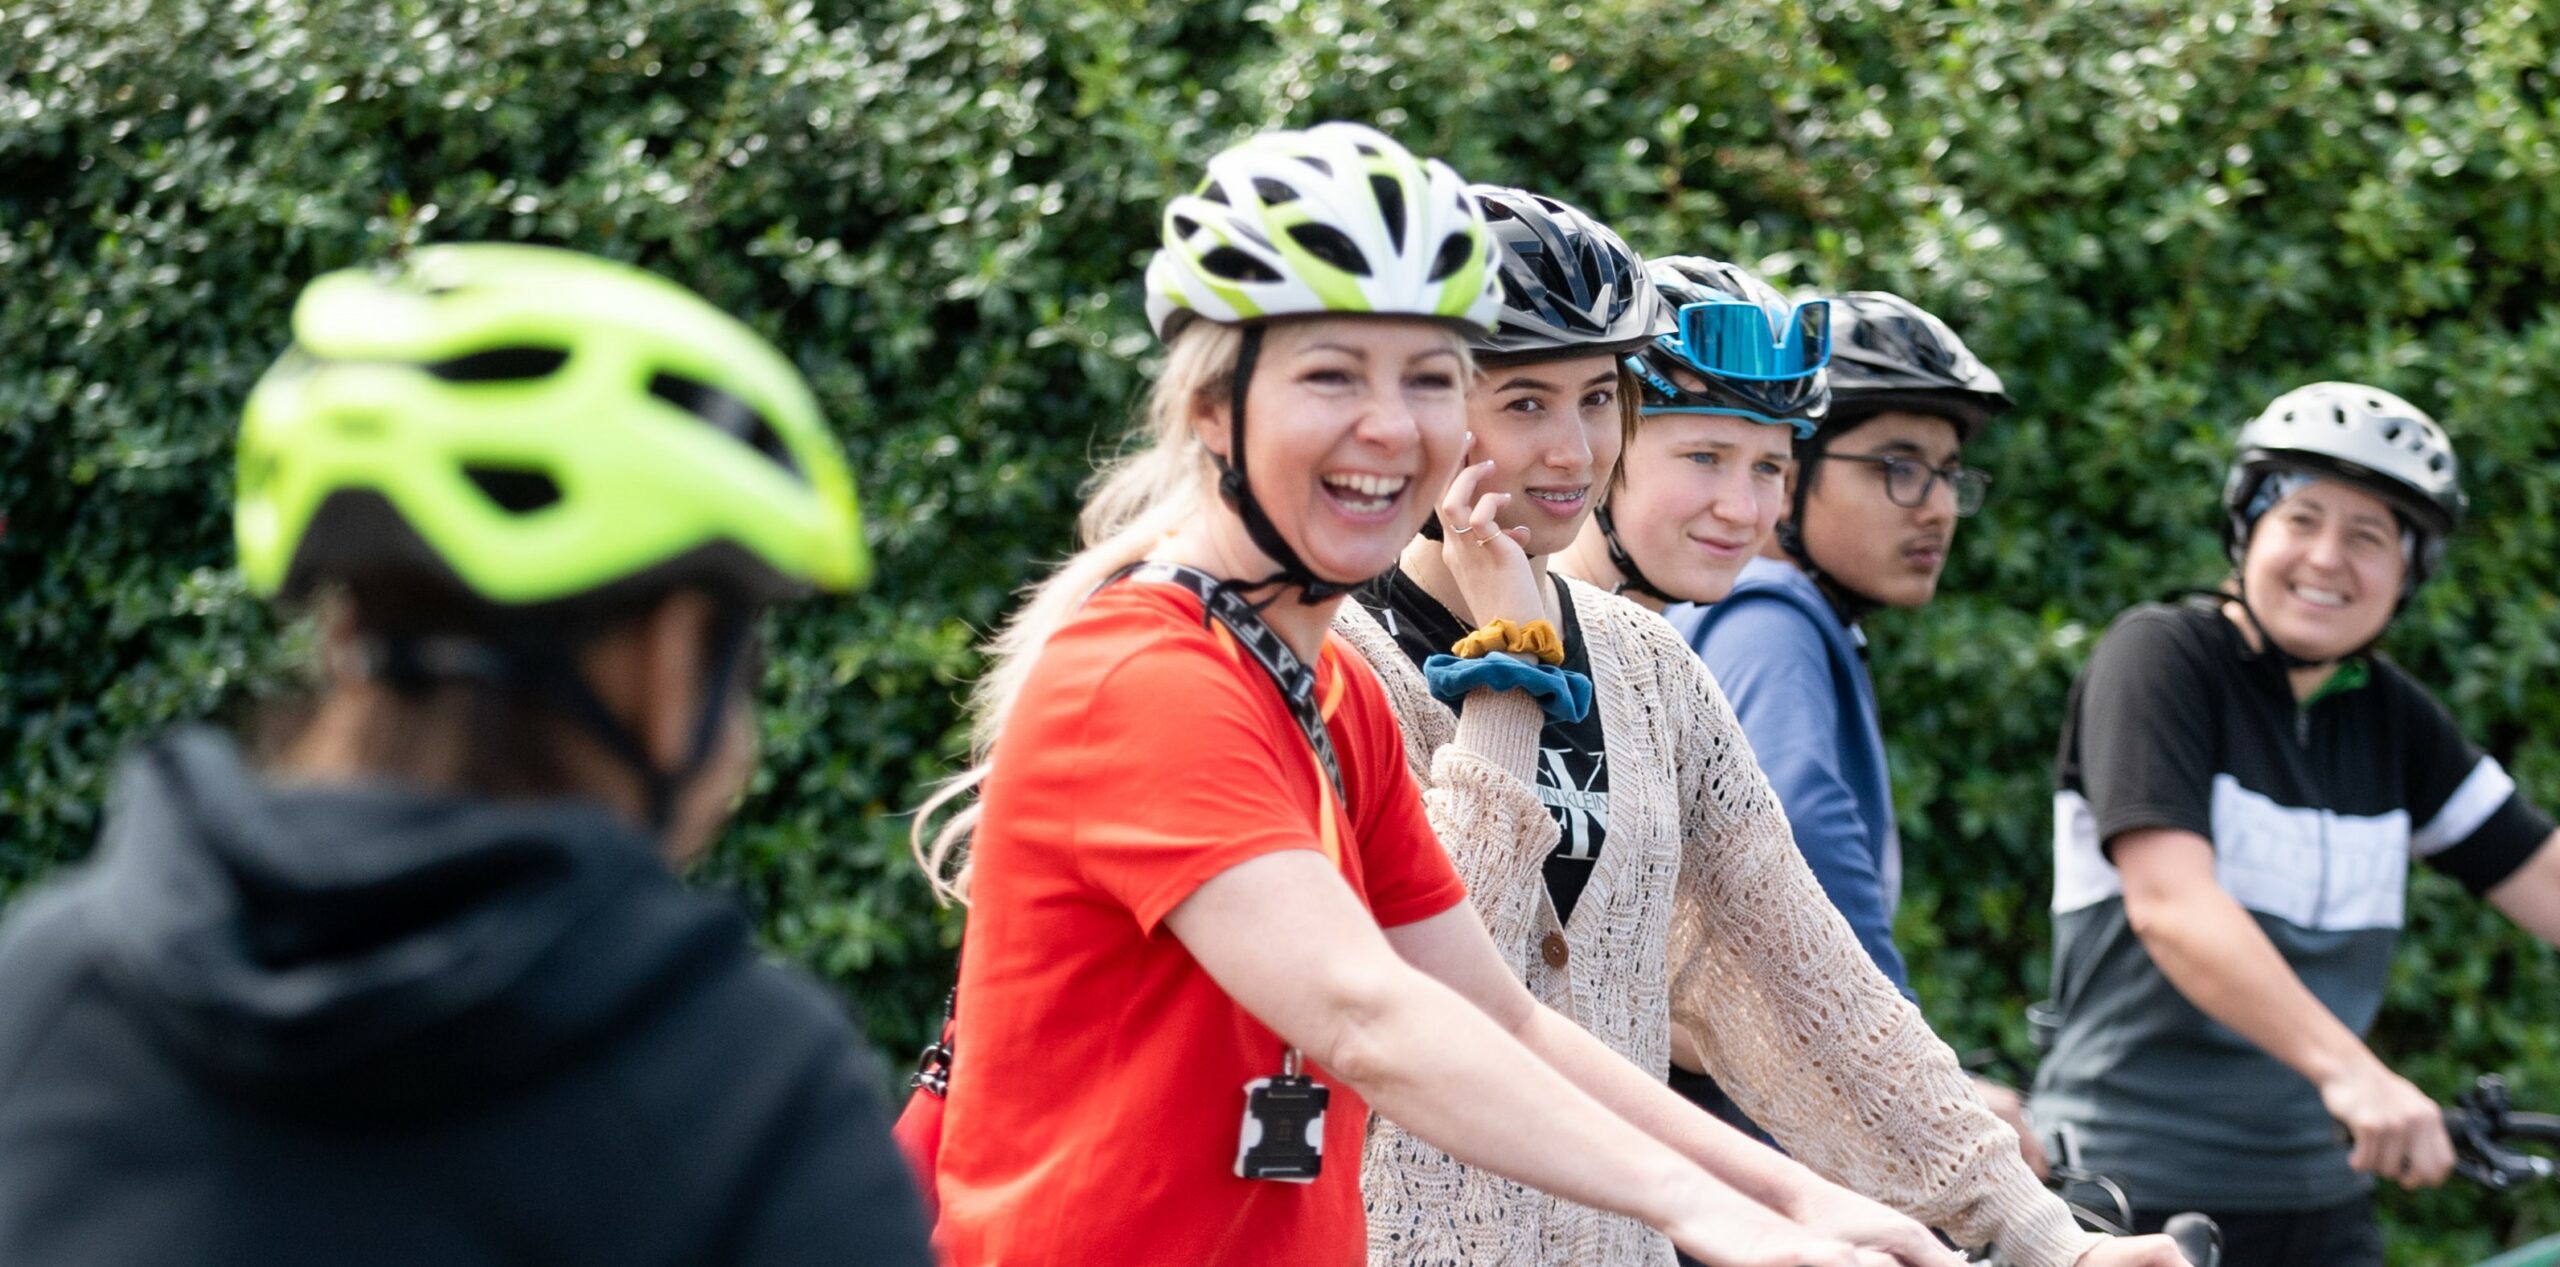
[6,0,2557,1258]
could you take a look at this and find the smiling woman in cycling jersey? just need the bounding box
[906,124,1937,1267]
[0,245,931,1267]
[1347,200,2188,1267]
[2034,382,2560,1267]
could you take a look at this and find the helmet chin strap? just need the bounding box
[539,608,756,833]
[1210,323,1370,607]
[1591,504,1680,605]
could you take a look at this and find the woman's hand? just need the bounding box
[2071,1235,2200,1266]
[1436,433,1545,628]
[2320,1057,2455,1188]
[1779,1184,1968,1266]
[1660,1192,1896,1267]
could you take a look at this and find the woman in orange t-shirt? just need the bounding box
[905,124,1976,1267]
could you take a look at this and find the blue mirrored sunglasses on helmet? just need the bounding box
[1655,295,1831,382]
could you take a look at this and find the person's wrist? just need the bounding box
[1458,592,1544,631]
[2303,1035,2378,1093]
[1757,1158,1834,1223]
[1652,1165,1780,1247]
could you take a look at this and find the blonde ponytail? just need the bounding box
[910,323,1244,904]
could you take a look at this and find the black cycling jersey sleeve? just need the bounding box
[2380,660,2556,894]
[2069,606,2224,851]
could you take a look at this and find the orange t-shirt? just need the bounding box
[933,580,1468,1267]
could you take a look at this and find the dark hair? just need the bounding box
[256,572,757,802]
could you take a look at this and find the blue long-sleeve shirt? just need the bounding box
[1669,557,1911,997]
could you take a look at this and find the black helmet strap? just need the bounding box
[1591,503,1680,605]
[360,603,758,837]
[2162,585,2353,674]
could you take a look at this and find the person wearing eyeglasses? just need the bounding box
[1661,291,2039,1171]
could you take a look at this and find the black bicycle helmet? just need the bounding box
[1468,185,1668,364]
[1776,291,2009,624]
[1822,290,2013,442]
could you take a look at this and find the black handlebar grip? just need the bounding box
[2163,1212,2222,1267]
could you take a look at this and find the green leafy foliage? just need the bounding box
[4,0,2555,1256]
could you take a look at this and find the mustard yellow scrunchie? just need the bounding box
[1449,618,1565,666]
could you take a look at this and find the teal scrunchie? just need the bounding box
[1423,653,1594,724]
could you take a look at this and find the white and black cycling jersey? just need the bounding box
[2033,596,2552,1214]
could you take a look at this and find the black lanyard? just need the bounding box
[1115,561,1346,803]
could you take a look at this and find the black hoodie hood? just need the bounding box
[83,727,744,1121]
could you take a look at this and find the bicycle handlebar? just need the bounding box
[2447,1074,2560,1192]
[2162,1212,2222,1267]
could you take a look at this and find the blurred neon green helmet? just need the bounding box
[236,244,866,607]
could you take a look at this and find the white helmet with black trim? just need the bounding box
[1144,123,1502,342]
[2222,381,2465,587]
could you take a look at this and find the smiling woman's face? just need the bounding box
[1606,411,1793,603]
[2239,476,2407,660]
[1461,353,1626,559]
[1200,316,1470,585]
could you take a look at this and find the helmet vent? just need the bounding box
[1295,155,1333,177]
[1287,223,1370,276]
[1251,178,1300,207]
[463,464,562,514]
[1427,232,1474,282]
[2332,405,2349,425]
[1352,140,1382,158]
[1198,246,1281,283]
[426,346,571,382]
[1370,175,1407,252]
[1171,214,1204,240]
[648,372,804,479]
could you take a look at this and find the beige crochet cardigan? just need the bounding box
[1342,577,2101,1267]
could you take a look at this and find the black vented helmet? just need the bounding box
[1821,290,2012,442]
[1467,184,1668,363]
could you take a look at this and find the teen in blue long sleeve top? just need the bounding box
[1670,292,2048,1179]
[1673,557,1908,993]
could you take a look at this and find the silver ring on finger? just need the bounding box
[1448,522,1475,537]
[1470,531,1495,547]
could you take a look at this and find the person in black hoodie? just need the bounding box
[0,244,934,1267]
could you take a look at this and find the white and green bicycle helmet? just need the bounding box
[1144,122,1502,342]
